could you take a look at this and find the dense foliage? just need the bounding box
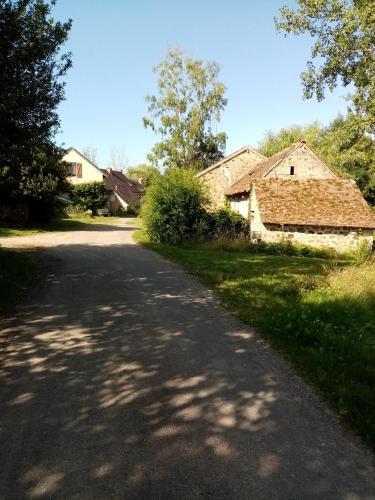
[258,115,375,204]
[70,182,108,215]
[141,168,208,245]
[126,164,161,188]
[142,169,249,245]
[203,208,249,240]
[0,0,72,220]
[275,0,375,134]
[143,48,227,171]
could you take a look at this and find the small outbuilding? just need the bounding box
[220,141,375,252]
[249,179,375,252]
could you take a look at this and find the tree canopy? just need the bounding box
[143,48,228,171]
[126,164,161,188]
[71,181,108,215]
[275,0,375,134]
[0,0,72,218]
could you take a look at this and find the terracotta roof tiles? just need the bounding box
[225,144,299,195]
[253,179,375,229]
[104,170,143,207]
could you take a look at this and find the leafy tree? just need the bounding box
[71,182,108,215]
[0,0,72,219]
[143,48,228,171]
[319,114,375,191]
[141,168,209,245]
[275,0,375,134]
[258,122,324,157]
[126,163,161,188]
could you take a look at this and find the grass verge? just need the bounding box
[0,215,119,237]
[0,247,34,313]
[135,229,375,449]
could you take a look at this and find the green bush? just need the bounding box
[141,168,208,245]
[64,205,91,217]
[205,208,249,239]
[71,182,108,215]
[195,237,343,259]
[246,240,338,259]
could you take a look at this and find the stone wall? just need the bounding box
[256,223,373,252]
[266,145,337,180]
[199,149,263,210]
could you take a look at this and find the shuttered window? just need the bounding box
[77,163,82,178]
[67,162,77,176]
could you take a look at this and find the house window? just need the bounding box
[67,162,77,176]
[66,162,82,178]
[290,166,295,175]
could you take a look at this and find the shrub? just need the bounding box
[64,205,92,217]
[195,237,343,259]
[141,168,208,245]
[207,208,249,239]
[70,182,108,215]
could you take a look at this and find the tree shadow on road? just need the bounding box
[0,242,373,499]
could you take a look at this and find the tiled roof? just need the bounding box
[225,143,299,195]
[253,179,375,229]
[196,145,265,178]
[104,170,143,207]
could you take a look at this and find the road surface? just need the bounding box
[0,219,374,499]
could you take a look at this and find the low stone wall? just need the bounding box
[259,223,373,252]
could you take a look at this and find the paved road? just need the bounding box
[0,219,374,499]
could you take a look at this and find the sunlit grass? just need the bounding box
[0,215,119,237]
[136,230,375,448]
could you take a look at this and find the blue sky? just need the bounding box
[54,0,349,168]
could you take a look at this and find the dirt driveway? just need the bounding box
[0,219,374,499]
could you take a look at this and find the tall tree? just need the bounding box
[0,0,72,218]
[126,163,161,188]
[258,122,324,157]
[143,48,228,171]
[275,0,375,134]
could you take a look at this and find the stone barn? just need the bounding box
[248,179,375,252]
[225,141,337,217]
[196,145,265,210]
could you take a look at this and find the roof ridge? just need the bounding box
[196,145,265,178]
[253,177,375,229]
[65,147,102,172]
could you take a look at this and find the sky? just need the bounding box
[53,0,349,168]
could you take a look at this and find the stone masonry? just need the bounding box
[198,148,264,210]
[255,223,374,252]
[266,146,336,180]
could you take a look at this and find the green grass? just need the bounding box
[0,247,34,312]
[0,215,119,237]
[135,230,375,449]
